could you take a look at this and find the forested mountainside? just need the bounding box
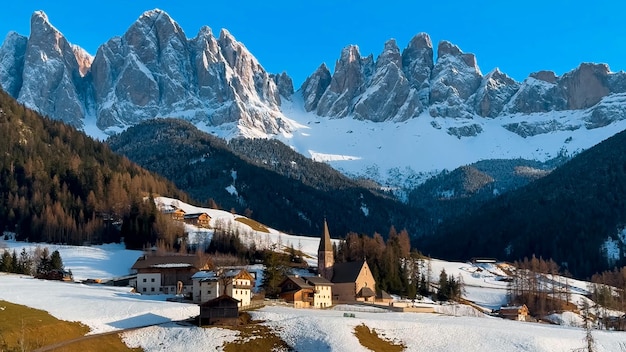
[0,89,189,248]
[423,129,626,278]
[107,118,422,237]
[408,158,565,234]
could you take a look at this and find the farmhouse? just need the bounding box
[183,212,211,228]
[279,275,333,308]
[499,304,530,321]
[318,220,378,303]
[165,208,186,221]
[192,268,254,307]
[131,254,210,296]
[198,295,240,326]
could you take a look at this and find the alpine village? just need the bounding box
[1,6,626,352]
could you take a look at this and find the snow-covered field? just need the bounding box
[2,235,626,351]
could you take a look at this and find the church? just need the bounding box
[317,221,378,303]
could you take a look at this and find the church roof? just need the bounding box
[358,286,375,298]
[318,220,333,252]
[331,260,367,283]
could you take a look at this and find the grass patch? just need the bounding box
[235,217,270,233]
[0,300,139,352]
[221,312,292,352]
[354,323,405,352]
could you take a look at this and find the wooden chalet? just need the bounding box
[279,275,333,308]
[184,213,211,228]
[131,254,211,296]
[499,304,530,321]
[167,208,186,221]
[199,295,240,326]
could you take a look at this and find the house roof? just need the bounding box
[303,276,333,286]
[200,294,240,307]
[184,212,210,219]
[331,260,367,283]
[376,288,392,300]
[318,220,333,253]
[358,286,375,298]
[281,276,314,290]
[131,254,206,270]
[193,269,254,281]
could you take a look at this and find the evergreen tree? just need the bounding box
[0,250,12,272]
[50,250,63,270]
[261,247,290,298]
[437,269,449,301]
[36,248,52,277]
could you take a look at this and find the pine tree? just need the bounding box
[50,250,63,270]
[0,250,12,273]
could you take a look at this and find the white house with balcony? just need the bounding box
[192,268,254,307]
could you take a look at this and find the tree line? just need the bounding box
[0,89,189,249]
[0,245,67,279]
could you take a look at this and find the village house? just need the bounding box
[165,208,186,221]
[499,304,530,321]
[131,254,210,297]
[192,268,254,307]
[317,220,380,303]
[279,275,333,308]
[183,212,211,228]
[198,295,240,326]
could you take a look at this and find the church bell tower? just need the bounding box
[318,219,334,280]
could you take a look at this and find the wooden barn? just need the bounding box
[499,304,530,321]
[199,295,240,326]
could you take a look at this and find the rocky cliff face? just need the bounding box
[2,9,626,140]
[300,33,626,138]
[0,9,290,136]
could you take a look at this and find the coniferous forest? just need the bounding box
[0,89,188,248]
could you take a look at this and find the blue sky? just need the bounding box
[1,1,624,87]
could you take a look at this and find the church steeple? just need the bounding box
[318,219,334,280]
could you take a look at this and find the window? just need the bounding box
[151,278,155,282]
[142,287,146,292]
[207,290,211,294]
[151,287,155,292]
[143,278,147,283]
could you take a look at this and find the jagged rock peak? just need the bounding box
[560,62,611,110]
[272,71,294,98]
[299,63,332,112]
[377,39,401,68]
[407,33,432,51]
[401,32,434,95]
[196,25,214,38]
[472,68,520,117]
[437,40,477,69]
[530,70,557,83]
[0,31,28,97]
[138,8,179,28]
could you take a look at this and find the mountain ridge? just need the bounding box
[2,9,626,189]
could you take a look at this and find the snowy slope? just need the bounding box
[1,241,625,351]
[236,94,626,190]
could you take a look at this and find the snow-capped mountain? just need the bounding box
[2,9,626,187]
[0,9,292,137]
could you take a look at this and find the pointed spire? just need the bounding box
[318,219,332,252]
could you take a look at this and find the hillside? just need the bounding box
[1,239,625,351]
[424,128,626,278]
[407,158,564,234]
[0,89,188,247]
[107,118,422,237]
